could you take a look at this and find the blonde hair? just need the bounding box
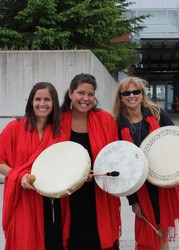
[112,76,160,121]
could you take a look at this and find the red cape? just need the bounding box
[60,110,121,249]
[0,118,67,250]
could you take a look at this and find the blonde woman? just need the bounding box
[113,76,179,250]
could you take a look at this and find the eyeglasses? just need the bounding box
[120,89,142,96]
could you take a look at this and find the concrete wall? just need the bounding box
[0,50,118,132]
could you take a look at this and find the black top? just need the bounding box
[68,130,101,250]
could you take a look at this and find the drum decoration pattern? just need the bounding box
[31,141,91,198]
[93,141,149,197]
[140,126,179,187]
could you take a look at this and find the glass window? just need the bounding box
[131,10,178,33]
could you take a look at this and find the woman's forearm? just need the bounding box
[0,163,11,177]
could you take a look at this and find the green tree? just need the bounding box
[0,0,146,73]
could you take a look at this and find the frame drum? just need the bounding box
[31,141,91,198]
[140,126,179,187]
[93,140,148,196]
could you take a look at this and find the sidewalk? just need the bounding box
[120,197,179,249]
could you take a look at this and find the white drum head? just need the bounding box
[140,126,179,187]
[31,141,91,198]
[93,141,148,197]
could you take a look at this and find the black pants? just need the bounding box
[43,197,63,250]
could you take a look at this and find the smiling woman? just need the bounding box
[32,87,54,140]
[0,82,66,250]
[112,76,179,250]
[60,73,121,250]
[33,88,53,119]
[68,83,95,112]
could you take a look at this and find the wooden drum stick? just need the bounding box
[142,215,162,238]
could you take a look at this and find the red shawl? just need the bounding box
[0,118,67,250]
[60,110,121,250]
[121,116,179,250]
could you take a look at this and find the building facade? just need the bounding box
[127,0,179,112]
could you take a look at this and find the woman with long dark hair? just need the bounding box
[60,73,121,250]
[0,82,66,250]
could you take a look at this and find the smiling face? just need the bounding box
[33,88,53,121]
[68,83,95,114]
[121,83,143,111]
